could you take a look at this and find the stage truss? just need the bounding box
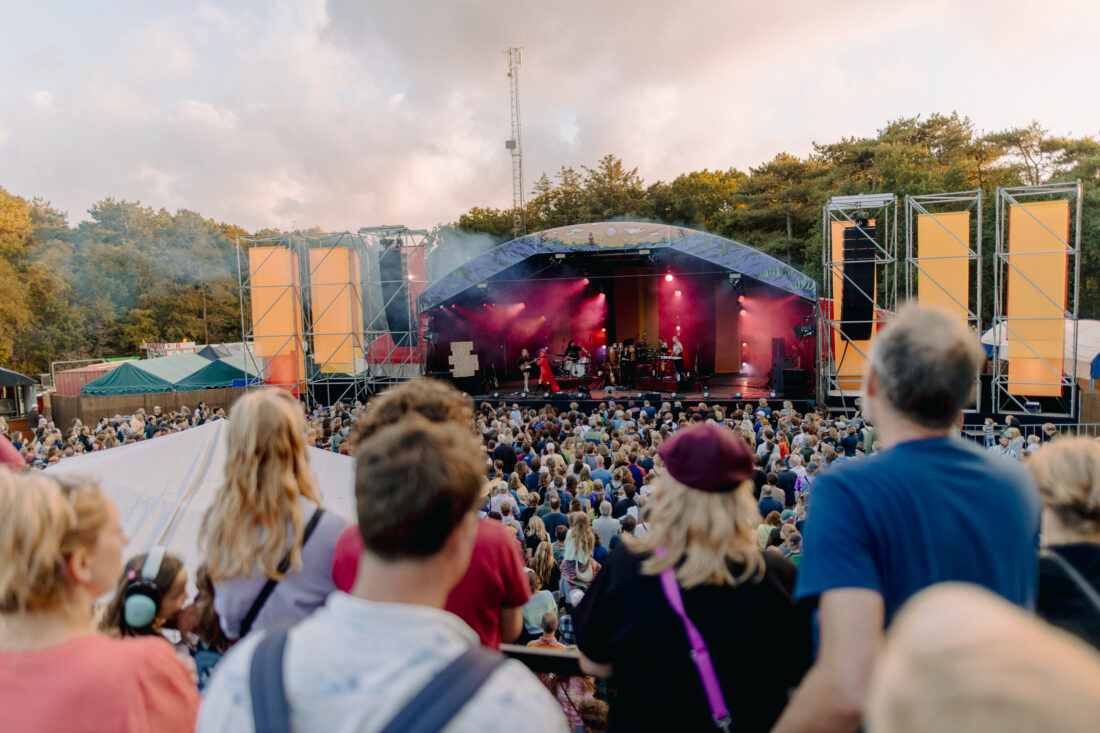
[820,193,899,405]
[358,226,431,392]
[992,181,1083,417]
[904,190,983,411]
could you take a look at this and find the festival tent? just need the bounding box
[197,342,249,361]
[175,354,262,391]
[982,319,1100,382]
[0,367,36,418]
[81,353,211,395]
[45,420,355,576]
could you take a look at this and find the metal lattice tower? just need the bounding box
[505,47,525,238]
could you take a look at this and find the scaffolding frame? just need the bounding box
[358,226,431,393]
[904,190,983,411]
[236,231,370,408]
[820,193,898,405]
[992,181,1083,417]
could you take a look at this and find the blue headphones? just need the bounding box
[123,546,166,629]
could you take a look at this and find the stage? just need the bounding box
[420,222,819,403]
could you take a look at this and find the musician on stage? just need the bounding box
[517,348,534,393]
[536,348,561,393]
[564,339,589,360]
[672,335,684,378]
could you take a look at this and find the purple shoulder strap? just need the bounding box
[654,547,731,732]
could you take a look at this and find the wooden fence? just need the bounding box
[49,387,247,426]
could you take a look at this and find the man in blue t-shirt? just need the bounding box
[773,305,1041,733]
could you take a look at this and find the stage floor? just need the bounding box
[480,374,774,403]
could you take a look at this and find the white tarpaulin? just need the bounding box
[45,420,356,576]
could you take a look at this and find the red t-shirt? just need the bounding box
[0,633,199,732]
[331,520,530,648]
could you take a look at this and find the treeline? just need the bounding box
[456,112,1100,315]
[1,113,1097,377]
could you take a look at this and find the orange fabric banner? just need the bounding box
[916,211,970,321]
[309,248,362,375]
[249,246,304,392]
[1006,200,1069,397]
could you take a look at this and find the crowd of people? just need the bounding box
[2,302,1100,732]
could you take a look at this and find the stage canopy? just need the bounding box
[82,353,211,395]
[420,221,817,310]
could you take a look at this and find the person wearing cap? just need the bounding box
[573,423,812,732]
[773,305,1040,733]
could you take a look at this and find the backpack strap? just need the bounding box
[249,627,292,733]
[1041,547,1100,616]
[377,645,506,733]
[239,508,325,638]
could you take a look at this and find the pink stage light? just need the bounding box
[674,290,682,297]
[742,342,747,347]
[519,303,526,309]
[601,327,606,331]
[665,273,674,282]
[676,325,681,331]
[583,278,590,285]
[737,295,746,304]
[739,309,747,317]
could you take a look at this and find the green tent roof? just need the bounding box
[175,354,261,391]
[82,353,211,395]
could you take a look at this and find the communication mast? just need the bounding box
[505,47,525,238]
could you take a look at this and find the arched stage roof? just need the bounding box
[419,222,817,311]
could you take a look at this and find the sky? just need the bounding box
[1,0,1098,232]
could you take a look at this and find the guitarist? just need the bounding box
[517,348,534,393]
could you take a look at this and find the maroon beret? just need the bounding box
[657,423,755,493]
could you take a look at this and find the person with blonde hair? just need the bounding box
[200,388,347,639]
[1028,437,1100,650]
[575,423,812,732]
[865,583,1100,733]
[562,512,597,593]
[0,471,199,731]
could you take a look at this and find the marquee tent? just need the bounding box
[175,354,262,391]
[45,420,355,576]
[81,353,211,395]
[982,319,1100,382]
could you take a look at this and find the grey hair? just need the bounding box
[869,304,984,429]
[599,500,612,516]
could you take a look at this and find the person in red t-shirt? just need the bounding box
[332,517,529,648]
[332,378,530,647]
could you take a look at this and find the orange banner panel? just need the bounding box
[1006,200,1069,397]
[916,211,970,321]
[829,220,876,391]
[249,246,304,391]
[309,248,362,375]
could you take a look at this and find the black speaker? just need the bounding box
[841,222,876,341]
[379,245,412,346]
[783,369,810,399]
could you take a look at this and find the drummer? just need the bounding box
[565,339,589,360]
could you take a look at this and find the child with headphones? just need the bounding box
[101,547,190,638]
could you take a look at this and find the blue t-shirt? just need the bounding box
[591,468,613,488]
[796,436,1040,622]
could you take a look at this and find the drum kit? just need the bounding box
[546,337,680,384]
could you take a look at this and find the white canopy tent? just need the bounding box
[981,319,1100,382]
[45,420,356,576]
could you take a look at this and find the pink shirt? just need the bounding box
[0,633,199,732]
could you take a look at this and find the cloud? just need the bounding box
[0,0,1097,233]
[32,91,52,110]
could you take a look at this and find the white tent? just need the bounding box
[46,421,356,576]
[981,319,1100,381]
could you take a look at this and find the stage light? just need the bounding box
[583,278,589,285]
[554,254,566,260]
[519,303,526,309]
[601,327,607,331]
[407,274,415,281]
[770,391,776,398]
[742,342,747,347]
[702,389,710,399]
[520,391,528,398]
[665,273,674,282]
[671,392,677,399]
[492,392,500,399]
[739,309,747,317]
[544,391,551,398]
[738,295,746,304]
[735,391,742,399]
[674,290,682,297]
[742,362,748,368]
[477,283,488,291]
[540,315,547,321]
[676,325,681,331]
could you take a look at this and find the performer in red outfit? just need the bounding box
[536,348,561,392]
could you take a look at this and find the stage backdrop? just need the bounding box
[916,211,970,321]
[249,246,305,394]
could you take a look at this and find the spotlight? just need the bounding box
[477,283,488,291]
[674,290,682,297]
[676,325,681,331]
[520,391,528,398]
[702,389,710,399]
[554,254,566,260]
[583,278,589,285]
[601,327,607,332]
[738,295,745,304]
[770,391,776,398]
[735,391,742,399]
[665,273,674,282]
[492,392,500,399]
[519,303,526,309]
[739,309,747,317]
[742,342,747,347]
[671,392,677,399]
[407,274,415,281]
[544,391,551,398]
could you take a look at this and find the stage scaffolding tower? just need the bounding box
[992,181,1082,418]
[236,231,370,408]
[820,193,898,407]
[904,190,983,411]
[358,226,431,394]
